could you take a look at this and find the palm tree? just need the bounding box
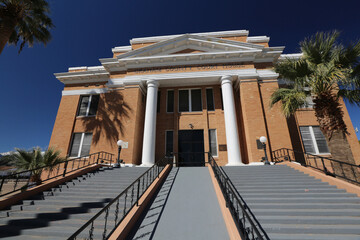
[0,0,54,54]
[270,31,360,175]
[12,147,66,185]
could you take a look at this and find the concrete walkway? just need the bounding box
[131,167,229,240]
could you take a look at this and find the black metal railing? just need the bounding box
[208,153,270,240]
[272,148,360,185]
[0,151,114,197]
[68,156,173,240]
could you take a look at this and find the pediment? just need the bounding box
[117,34,265,60]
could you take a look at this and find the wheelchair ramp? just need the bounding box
[131,167,229,240]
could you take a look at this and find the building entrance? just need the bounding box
[178,130,205,166]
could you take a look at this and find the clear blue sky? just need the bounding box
[0,0,359,152]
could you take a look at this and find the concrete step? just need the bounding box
[248,202,360,210]
[243,197,360,204]
[240,192,357,198]
[268,233,360,240]
[237,188,346,194]
[258,215,360,225]
[262,223,360,234]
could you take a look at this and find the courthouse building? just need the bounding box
[49,30,360,166]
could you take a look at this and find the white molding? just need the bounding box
[247,36,270,43]
[62,88,108,96]
[279,53,303,60]
[130,30,249,44]
[112,45,132,53]
[68,66,87,71]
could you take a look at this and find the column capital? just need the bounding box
[146,80,159,88]
[220,75,233,85]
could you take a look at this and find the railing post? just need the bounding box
[320,157,328,175]
[0,177,5,193]
[97,152,100,164]
[63,161,68,177]
[136,179,140,206]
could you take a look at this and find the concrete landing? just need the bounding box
[131,167,229,240]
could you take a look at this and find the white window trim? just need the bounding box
[178,88,202,113]
[70,132,92,157]
[209,129,218,157]
[166,90,174,113]
[77,95,98,117]
[303,126,330,155]
[165,130,174,155]
[206,88,215,111]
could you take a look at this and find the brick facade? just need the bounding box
[49,30,360,166]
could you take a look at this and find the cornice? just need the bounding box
[247,36,270,43]
[279,53,303,60]
[130,30,249,44]
[55,69,109,85]
[112,45,132,53]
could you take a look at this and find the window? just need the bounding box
[209,129,218,157]
[206,88,215,111]
[165,130,174,156]
[77,95,100,116]
[157,91,161,113]
[300,126,330,154]
[178,89,202,112]
[69,133,93,157]
[167,90,174,113]
[220,88,224,110]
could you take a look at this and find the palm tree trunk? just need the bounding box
[313,94,360,182]
[0,17,17,54]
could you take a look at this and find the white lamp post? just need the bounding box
[116,140,124,167]
[260,136,270,165]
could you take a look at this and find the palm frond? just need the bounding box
[270,88,307,118]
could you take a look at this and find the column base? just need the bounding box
[140,163,154,167]
[226,162,245,166]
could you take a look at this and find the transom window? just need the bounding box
[299,126,330,154]
[69,132,93,157]
[178,89,202,112]
[77,95,100,116]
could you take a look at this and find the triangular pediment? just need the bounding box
[117,34,265,60]
[171,48,205,54]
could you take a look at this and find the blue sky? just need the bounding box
[0,0,359,152]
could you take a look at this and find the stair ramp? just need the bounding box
[223,165,360,240]
[0,166,148,239]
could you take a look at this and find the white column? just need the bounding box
[141,80,159,166]
[221,75,243,166]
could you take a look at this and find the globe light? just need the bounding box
[117,140,123,147]
[259,136,267,144]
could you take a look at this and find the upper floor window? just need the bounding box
[179,89,202,112]
[206,88,215,111]
[300,126,330,154]
[77,95,100,116]
[69,132,93,157]
[167,90,174,113]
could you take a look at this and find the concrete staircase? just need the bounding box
[0,166,148,239]
[223,165,360,240]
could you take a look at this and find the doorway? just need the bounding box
[178,130,205,166]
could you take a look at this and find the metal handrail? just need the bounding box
[0,151,114,197]
[272,148,360,185]
[68,156,173,240]
[208,152,270,240]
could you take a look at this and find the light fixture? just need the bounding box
[116,140,124,167]
[259,136,270,165]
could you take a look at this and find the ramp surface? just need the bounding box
[132,167,229,240]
